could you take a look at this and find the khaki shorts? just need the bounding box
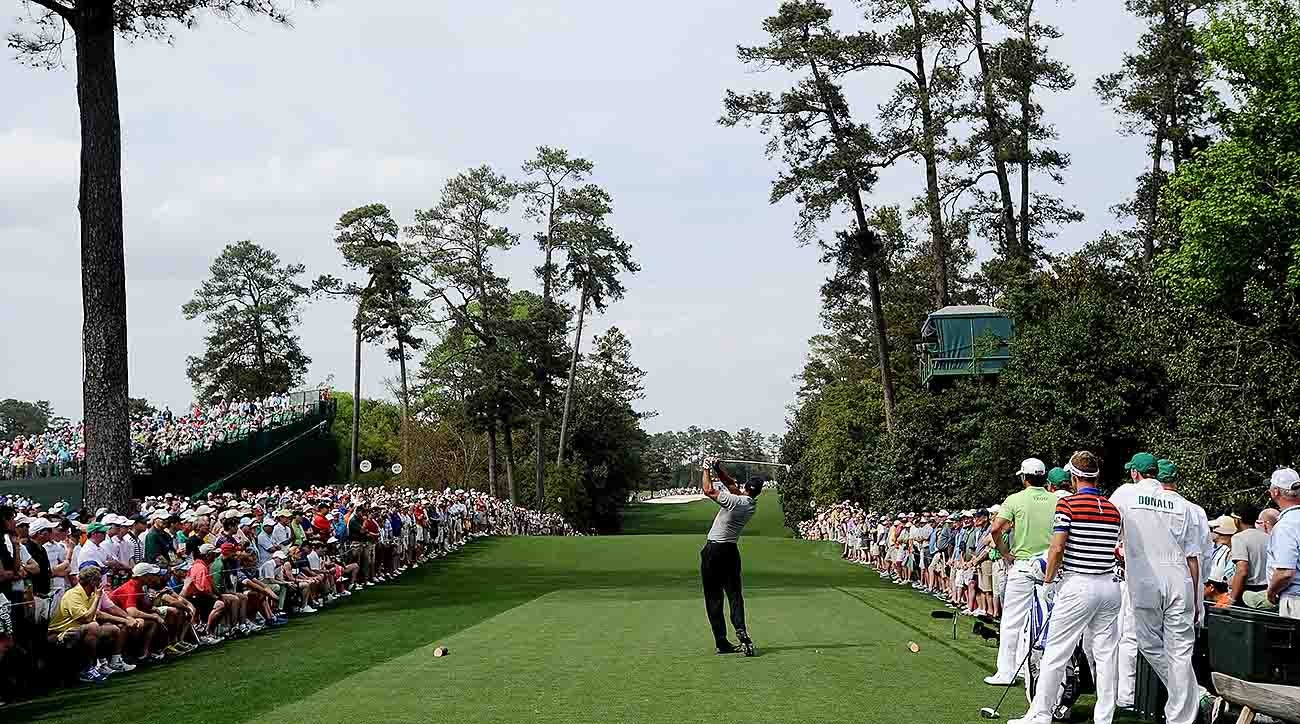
[928,552,946,573]
[978,560,993,591]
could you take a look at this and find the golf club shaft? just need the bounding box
[716,459,790,469]
[986,603,1050,716]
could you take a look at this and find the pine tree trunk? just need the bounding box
[1018,3,1034,256]
[535,196,558,508]
[909,0,950,308]
[502,423,517,504]
[808,56,896,432]
[1145,120,1167,264]
[76,5,132,510]
[556,287,587,465]
[533,416,545,504]
[486,420,498,497]
[397,335,409,464]
[350,320,362,483]
[971,0,1020,256]
[253,312,266,395]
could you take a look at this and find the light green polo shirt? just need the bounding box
[997,486,1057,560]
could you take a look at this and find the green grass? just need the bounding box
[14,497,1123,723]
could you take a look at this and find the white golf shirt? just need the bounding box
[1111,479,1201,605]
[75,538,109,570]
[44,540,72,594]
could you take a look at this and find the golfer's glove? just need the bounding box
[702,455,720,471]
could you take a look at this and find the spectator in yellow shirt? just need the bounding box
[48,564,138,682]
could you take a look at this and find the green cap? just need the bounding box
[86,522,108,534]
[1157,458,1177,482]
[1125,452,1159,475]
[1047,467,1070,485]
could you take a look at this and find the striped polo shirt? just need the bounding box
[1053,489,1122,574]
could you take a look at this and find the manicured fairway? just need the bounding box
[15,497,1121,724]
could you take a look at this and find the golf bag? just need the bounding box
[1023,583,1089,720]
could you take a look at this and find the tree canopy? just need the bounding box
[182,240,312,403]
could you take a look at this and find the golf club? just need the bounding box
[979,603,1050,720]
[979,646,1034,720]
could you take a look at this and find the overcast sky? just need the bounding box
[0,1,1145,437]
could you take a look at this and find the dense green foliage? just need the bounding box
[643,426,781,489]
[0,398,53,438]
[758,0,1300,530]
[328,392,402,478]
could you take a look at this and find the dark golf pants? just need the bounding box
[701,541,746,647]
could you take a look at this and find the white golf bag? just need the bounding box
[1023,564,1087,718]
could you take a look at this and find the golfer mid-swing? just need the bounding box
[701,458,763,656]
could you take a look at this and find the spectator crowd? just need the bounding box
[1,393,326,481]
[798,452,1300,724]
[0,482,574,705]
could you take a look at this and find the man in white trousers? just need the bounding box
[1159,459,1213,625]
[1110,452,1202,724]
[1011,451,1122,724]
[986,458,1058,686]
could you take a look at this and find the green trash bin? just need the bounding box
[1206,605,1300,685]
[1134,652,1167,722]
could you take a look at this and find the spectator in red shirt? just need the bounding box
[181,544,225,645]
[311,503,331,540]
[110,563,176,661]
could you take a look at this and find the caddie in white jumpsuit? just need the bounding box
[1010,451,1122,724]
[986,458,1058,686]
[1158,459,1213,624]
[1110,452,1202,724]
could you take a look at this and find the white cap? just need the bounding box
[28,518,55,534]
[1017,458,1047,476]
[132,562,163,577]
[272,550,287,560]
[198,543,216,555]
[1270,467,1300,493]
[195,505,215,515]
[239,517,253,527]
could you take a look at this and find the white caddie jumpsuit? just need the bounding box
[1110,479,1202,724]
[1116,575,1139,708]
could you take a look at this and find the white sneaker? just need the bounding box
[984,674,1019,686]
[301,605,318,614]
[108,659,136,673]
[339,589,352,597]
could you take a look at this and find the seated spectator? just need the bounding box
[181,544,225,645]
[47,564,135,683]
